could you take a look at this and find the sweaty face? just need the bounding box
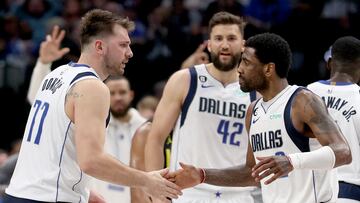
[107,79,133,118]
[104,24,133,76]
[208,24,243,71]
[238,47,267,92]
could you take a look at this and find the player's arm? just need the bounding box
[252,90,352,185]
[169,102,258,188]
[130,122,152,203]
[144,70,189,171]
[291,90,352,168]
[67,79,181,202]
[27,26,69,104]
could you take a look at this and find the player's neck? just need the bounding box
[206,63,238,86]
[329,72,357,84]
[260,79,289,102]
[113,110,132,123]
[77,53,109,81]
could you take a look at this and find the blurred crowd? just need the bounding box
[0,0,359,152]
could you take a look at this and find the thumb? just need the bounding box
[159,168,170,176]
[256,156,266,161]
[179,162,189,169]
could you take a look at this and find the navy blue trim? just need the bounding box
[106,110,111,127]
[70,72,98,86]
[180,67,197,127]
[56,122,71,202]
[72,171,83,203]
[249,91,257,102]
[318,80,353,86]
[312,171,318,203]
[338,181,360,201]
[3,194,68,203]
[68,61,90,68]
[284,87,310,152]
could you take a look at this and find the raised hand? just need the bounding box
[142,168,182,203]
[39,25,70,64]
[167,162,203,189]
[181,41,209,69]
[251,156,294,185]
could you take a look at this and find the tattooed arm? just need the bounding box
[65,80,182,202]
[251,89,351,185]
[291,89,352,167]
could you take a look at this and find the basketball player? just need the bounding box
[307,36,360,203]
[87,76,146,203]
[4,9,181,203]
[145,11,259,203]
[169,33,352,203]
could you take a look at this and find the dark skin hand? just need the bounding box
[251,89,351,185]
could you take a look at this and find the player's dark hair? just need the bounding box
[245,33,292,78]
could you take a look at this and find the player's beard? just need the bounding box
[104,54,124,76]
[110,104,131,118]
[211,52,241,72]
[240,74,267,92]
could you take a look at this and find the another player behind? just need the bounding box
[307,36,360,203]
[4,9,181,203]
[170,33,352,203]
[145,11,259,203]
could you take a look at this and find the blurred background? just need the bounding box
[0,0,359,152]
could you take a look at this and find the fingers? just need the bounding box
[195,41,207,53]
[252,157,274,180]
[51,25,59,40]
[60,47,70,56]
[55,30,66,44]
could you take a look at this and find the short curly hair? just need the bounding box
[245,33,292,78]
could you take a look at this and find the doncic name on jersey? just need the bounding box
[41,77,64,94]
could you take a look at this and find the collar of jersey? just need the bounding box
[68,61,91,68]
[319,80,354,86]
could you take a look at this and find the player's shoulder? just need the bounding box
[71,78,109,97]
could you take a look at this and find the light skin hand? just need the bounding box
[89,190,107,203]
[181,41,209,69]
[39,25,70,64]
[251,156,293,185]
[144,168,183,202]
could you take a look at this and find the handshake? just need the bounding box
[143,163,204,203]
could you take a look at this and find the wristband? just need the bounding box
[199,168,206,183]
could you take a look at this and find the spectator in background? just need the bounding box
[245,0,290,33]
[88,75,146,203]
[136,95,159,120]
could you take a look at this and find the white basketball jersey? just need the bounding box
[308,80,360,186]
[171,65,257,201]
[6,62,102,202]
[88,108,146,203]
[249,85,338,203]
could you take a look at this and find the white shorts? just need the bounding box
[172,184,257,203]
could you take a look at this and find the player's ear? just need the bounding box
[264,63,275,77]
[206,40,211,52]
[94,40,105,55]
